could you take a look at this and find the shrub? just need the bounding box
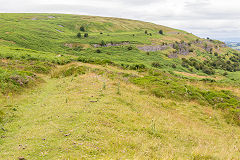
[181,62,189,68]
[100,40,106,46]
[202,66,215,75]
[80,26,85,32]
[130,64,146,70]
[96,49,101,53]
[189,48,194,52]
[188,68,193,72]
[152,62,163,68]
[127,46,133,50]
[77,33,81,38]
[74,46,83,51]
[173,43,179,51]
[84,33,89,38]
[159,30,163,35]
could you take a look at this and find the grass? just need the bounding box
[0,63,240,159]
[0,13,240,159]
[131,72,240,125]
[0,45,74,64]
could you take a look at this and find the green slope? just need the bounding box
[0,13,240,159]
[0,13,239,77]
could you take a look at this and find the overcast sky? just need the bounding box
[0,0,240,41]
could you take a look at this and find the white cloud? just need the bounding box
[0,0,239,41]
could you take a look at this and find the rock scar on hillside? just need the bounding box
[48,16,56,19]
[93,42,130,48]
[56,29,63,32]
[137,45,171,52]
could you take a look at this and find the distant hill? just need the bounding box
[226,41,240,50]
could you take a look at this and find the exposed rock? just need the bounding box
[48,16,55,19]
[137,45,170,52]
[168,54,178,58]
[93,42,130,48]
[56,29,63,33]
[64,43,83,48]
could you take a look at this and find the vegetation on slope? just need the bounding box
[0,63,240,159]
[0,13,240,159]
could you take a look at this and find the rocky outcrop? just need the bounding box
[93,42,130,48]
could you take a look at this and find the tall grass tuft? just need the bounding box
[117,82,121,95]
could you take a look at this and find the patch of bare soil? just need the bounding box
[64,43,90,49]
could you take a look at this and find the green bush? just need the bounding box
[159,30,163,35]
[77,33,81,38]
[84,33,89,38]
[152,62,163,68]
[80,26,85,32]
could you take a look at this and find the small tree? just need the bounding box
[77,33,81,38]
[96,49,101,53]
[159,30,163,35]
[100,40,106,46]
[210,48,213,53]
[173,43,179,51]
[127,46,133,50]
[145,30,148,34]
[80,26,85,32]
[84,33,89,38]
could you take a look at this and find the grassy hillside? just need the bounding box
[0,13,240,159]
[1,13,239,77]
